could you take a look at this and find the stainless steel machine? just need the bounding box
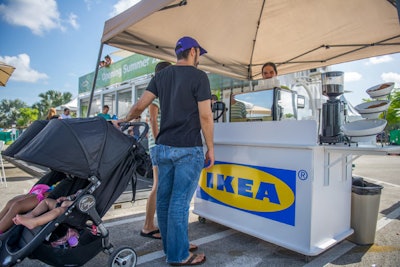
[320,71,345,144]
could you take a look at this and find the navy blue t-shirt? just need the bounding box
[146,65,211,147]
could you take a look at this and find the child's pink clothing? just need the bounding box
[29,184,51,202]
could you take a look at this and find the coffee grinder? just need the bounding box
[319,71,345,144]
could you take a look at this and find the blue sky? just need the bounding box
[0,0,399,107]
[0,0,140,106]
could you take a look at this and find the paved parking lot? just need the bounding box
[1,154,399,266]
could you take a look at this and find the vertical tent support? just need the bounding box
[397,0,400,25]
[87,43,104,117]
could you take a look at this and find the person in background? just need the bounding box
[46,108,59,120]
[60,108,72,119]
[211,94,218,105]
[113,36,213,266]
[97,105,112,120]
[211,94,218,111]
[104,55,113,67]
[140,61,171,240]
[261,62,278,79]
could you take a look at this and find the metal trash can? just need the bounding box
[348,177,383,245]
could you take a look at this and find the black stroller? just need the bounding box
[0,117,148,267]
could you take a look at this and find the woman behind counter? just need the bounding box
[261,62,278,79]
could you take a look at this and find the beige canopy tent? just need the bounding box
[101,0,400,79]
[88,0,400,115]
[0,62,15,87]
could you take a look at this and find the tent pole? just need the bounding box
[87,43,104,117]
[397,0,400,25]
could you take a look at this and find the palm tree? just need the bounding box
[0,99,28,128]
[34,90,73,119]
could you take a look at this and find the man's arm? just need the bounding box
[198,99,214,168]
[125,91,156,122]
[113,91,156,127]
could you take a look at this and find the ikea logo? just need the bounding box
[197,161,296,226]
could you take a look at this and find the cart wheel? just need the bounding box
[108,246,137,267]
[198,216,206,224]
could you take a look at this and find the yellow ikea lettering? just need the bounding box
[199,164,295,212]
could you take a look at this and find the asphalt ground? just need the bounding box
[0,153,399,267]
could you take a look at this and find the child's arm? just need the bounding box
[56,196,69,203]
[56,189,83,204]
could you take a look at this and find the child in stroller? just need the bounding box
[0,117,148,267]
[12,190,82,230]
[0,171,65,234]
[0,184,53,233]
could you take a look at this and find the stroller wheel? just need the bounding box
[108,246,137,267]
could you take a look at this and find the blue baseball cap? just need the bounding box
[175,36,207,56]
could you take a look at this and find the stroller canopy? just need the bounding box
[15,117,135,180]
[2,120,49,158]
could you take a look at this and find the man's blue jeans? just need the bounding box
[154,145,204,263]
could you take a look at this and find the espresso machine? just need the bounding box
[319,71,345,144]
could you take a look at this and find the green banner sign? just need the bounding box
[79,54,161,93]
[79,54,249,94]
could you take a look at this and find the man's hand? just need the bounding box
[204,149,214,169]
[111,119,124,129]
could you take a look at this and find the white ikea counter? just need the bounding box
[193,120,399,256]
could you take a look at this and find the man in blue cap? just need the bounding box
[115,36,213,265]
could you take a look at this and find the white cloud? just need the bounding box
[0,0,60,35]
[0,0,79,35]
[110,0,141,17]
[344,72,362,82]
[67,13,79,30]
[365,55,393,65]
[84,0,93,11]
[381,72,400,84]
[0,54,49,83]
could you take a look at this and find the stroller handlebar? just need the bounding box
[119,121,149,143]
